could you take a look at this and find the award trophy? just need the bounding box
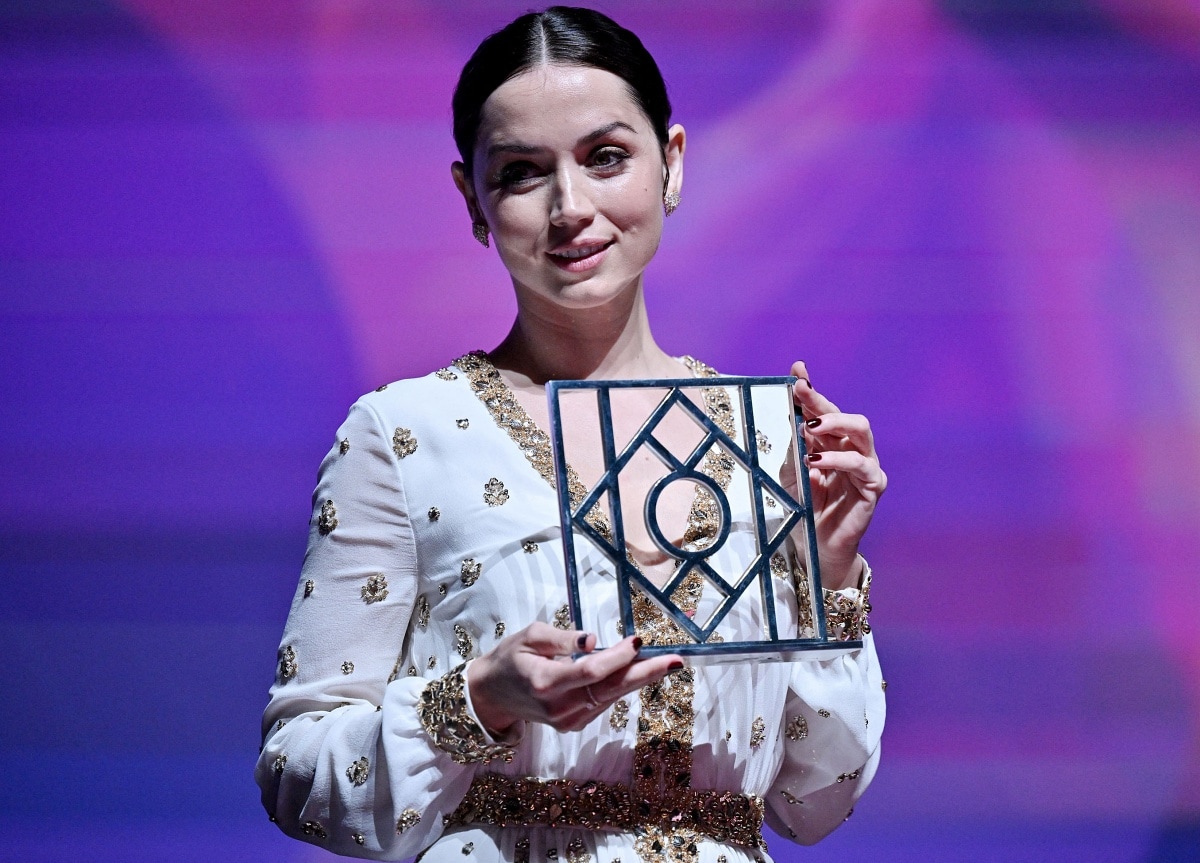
[548,375,863,663]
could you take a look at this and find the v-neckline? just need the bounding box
[452,351,733,567]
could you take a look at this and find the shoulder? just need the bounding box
[353,355,480,422]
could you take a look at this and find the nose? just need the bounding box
[549,166,595,227]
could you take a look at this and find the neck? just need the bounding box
[488,282,681,386]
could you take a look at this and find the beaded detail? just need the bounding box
[277,645,297,682]
[483,477,509,507]
[417,663,515,765]
[785,714,808,741]
[346,756,369,786]
[453,624,474,659]
[428,506,441,522]
[392,427,418,459]
[416,595,430,630]
[461,559,482,587]
[301,820,327,839]
[303,579,315,598]
[822,561,873,640]
[446,773,764,850]
[435,367,458,381]
[396,807,421,834]
[317,500,338,535]
[610,698,630,730]
[553,605,572,630]
[361,574,388,604]
[749,716,766,749]
[339,438,350,455]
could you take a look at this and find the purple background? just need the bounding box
[2,1,1199,860]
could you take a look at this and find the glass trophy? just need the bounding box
[547,376,863,664]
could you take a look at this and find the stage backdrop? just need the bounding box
[2,1,1199,861]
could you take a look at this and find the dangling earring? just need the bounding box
[472,222,490,248]
[663,191,681,217]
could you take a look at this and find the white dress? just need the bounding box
[256,353,885,863]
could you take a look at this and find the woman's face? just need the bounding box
[455,64,684,311]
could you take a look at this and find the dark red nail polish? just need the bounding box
[805,417,822,429]
[668,660,684,671]
[576,634,589,649]
[808,452,823,462]
[632,636,643,651]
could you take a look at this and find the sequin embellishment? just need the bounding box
[461,559,482,587]
[318,500,338,535]
[453,624,474,659]
[361,574,388,604]
[277,645,297,681]
[749,716,766,749]
[553,605,571,630]
[417,663,515,765]
[610,699,629,730]
[392,427,418,459]
[522,540,539,553]
[346,756,369,786]
[785,714,808,741]
[396,808,421,834]
[483,477,509,506]
[341,661,355,675]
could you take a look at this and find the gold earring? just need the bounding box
[663,191,681,217]
[472,222,489,248]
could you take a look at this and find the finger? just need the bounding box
[519,621,591,658]
[556,655,685,730]
[569,636,644,686]
[789,361,840,418]
[806,451,887,494]
[803,412,876,456]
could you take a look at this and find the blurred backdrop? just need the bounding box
[2,1,1199,861]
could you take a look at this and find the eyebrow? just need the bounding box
[485,121,639,159]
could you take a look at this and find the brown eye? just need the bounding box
[591,147,630,170]
[497,161,540,187]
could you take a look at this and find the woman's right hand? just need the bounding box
[466,622,681,735]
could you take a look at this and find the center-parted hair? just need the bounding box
[452,6,672,171]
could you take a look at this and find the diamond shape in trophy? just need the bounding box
[547,376,863,663]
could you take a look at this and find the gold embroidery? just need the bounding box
[749,716,766,749]
[416,595,430,629]
[823,588,870,640]
[553,605,571,630]
[495,621,506,639]
[417,663,515,765]
[341,661,355,675]
[566,837,590,863]
[277,645,297,681]
[461,559,482,587]
[435,367,458,381]
[483,477,509,506]
[456,418,470,429]
[396,807,421,834]
[428,506,440,521]
[272,754,287,773]
[346,756,369,785]
[817,708,831,718]
[755,430,771,453]
[770,553,787,578]
[453,624,474,659]
[785,714,808,741]
[522,540,539,553]
[301,820,327,839]
[318,500,338,534]
[392,427,418,459]
[362,574,388,604]
[339,438,350,455]
[303,579,315,597]
[447,773,764,849]
[610,698,629,730]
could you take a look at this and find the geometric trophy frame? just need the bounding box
[547,376,862,664]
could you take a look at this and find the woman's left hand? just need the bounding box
[780,360,886,591]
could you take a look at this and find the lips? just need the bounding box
[547,239,614,272]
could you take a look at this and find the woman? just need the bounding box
[256,8,886,862]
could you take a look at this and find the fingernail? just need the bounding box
[805,417,822,429]
[797,378,811,389]
[576,634,589,649]
[668,660,684,671]
[807,452,823,463]
[632,636,643,651]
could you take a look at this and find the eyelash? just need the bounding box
[494,146,632,189]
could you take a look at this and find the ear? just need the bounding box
[663,124,686,198]
[451,161,483,223]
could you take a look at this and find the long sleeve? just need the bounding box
[765,572,886,845]
[254,397,490,859]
